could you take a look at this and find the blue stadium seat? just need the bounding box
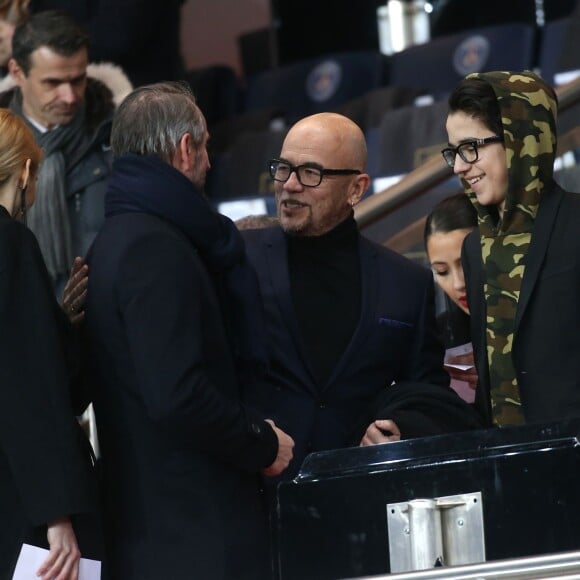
[376,100,450,178]
[538,17,580,87]
[334,85,424,133]
[363,101,462,243]
[387,22,537,99]
[243,51,389,122]
[365,127,381,196]
[206,128,288,200]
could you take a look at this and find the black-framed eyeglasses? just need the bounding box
[441,136,503,168]
[268,158,361,188]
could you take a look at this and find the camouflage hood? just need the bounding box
[466,70,558,235]
[463,71,558,426]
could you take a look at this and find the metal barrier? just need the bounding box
[351,549,580,579]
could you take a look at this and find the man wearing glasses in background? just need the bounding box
[242,112,480,491]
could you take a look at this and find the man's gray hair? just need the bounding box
[111,82,206,162]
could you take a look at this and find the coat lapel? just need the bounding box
[264,227,319,388]
[463,230,492,425]
[514,185,564,332]
[324,237,378,389]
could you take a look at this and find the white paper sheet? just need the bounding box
[444,342,475,370]
[444,342,476,403]
[444,363,474,371]
[12,544,101,580]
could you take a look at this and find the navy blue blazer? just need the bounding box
[243,226,452,479]
[464,183,580,426]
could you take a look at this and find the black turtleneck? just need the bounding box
[286,214,361,385]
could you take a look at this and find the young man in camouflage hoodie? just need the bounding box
[443,70,580,427]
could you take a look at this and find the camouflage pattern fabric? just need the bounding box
[464,71,558,426]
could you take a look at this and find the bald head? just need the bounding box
[284,113,368,171]
[274,112,370,237]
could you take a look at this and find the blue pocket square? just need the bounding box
[378,316,413,329]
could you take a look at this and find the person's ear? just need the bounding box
[19,158,31,190]
[349,172,371,207]
[8,58,26,85]
[174,133,194,173]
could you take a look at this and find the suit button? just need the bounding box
[319,401,326,409]
[251,423,262,435]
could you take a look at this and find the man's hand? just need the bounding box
[360,419,401,446]
[262,419,294,477]
[37,517,80,580]
[62,257,88,325]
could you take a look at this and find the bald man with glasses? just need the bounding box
[242,112,480,488]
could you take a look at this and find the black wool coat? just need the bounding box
[85,211,278,579]
[0,208,98,578]
[463,183,580,426]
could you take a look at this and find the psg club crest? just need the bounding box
[453,35,490,76]
[306,60,342,103]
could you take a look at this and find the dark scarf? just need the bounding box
[105,153,269,375]
[10,89,88,281]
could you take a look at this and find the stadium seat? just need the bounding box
[364,127,382,196]
[538,17,580,87]
[334,85,424,133]
[376,100,450,178]
[362,101,461,244]
[206,128,288,200]
[243,51,389,122]
[387,22,537,99]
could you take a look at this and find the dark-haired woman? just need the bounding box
[424,193,478,401]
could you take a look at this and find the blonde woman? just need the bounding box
[0,108,98,580]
